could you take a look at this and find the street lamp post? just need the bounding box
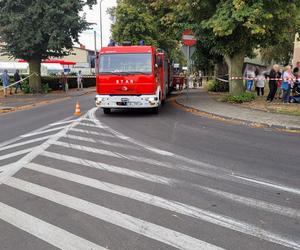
[100,0,103,48]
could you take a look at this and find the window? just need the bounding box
[99,53,152,74]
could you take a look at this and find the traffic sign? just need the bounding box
[182,29,196,47]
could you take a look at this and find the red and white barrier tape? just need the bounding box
[0,73,38,91]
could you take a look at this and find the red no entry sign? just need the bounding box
[182,29,196,47]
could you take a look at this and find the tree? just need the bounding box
[109,0,185,64]
[260,31,298,66]
[109,1,159,47]
[184,0,300,95]
[0,0,96,93]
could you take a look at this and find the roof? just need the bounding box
[100,46,155,54]
[18,59,76,65]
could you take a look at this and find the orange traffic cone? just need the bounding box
[74,101,81,116]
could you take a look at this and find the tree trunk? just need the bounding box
[225,51,245,95]
[28,58,42,93]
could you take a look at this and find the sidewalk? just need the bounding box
[176,89,300,130]
[0,87,95,113]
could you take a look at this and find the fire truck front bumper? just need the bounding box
[95,95,160,108]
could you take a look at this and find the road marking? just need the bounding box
[69,128,115,138]
[49,120,77,127]
[0,201,106,250]
[78,123,107,129]
[0,136,51,153]
[51,140,210,174]
[0,147,36,161]
[196,185,300,219]
[234,175,300,196]
[40,151,172,185]
[5,177,225,250]
[90,109,300,197]
[0,116,73,149]
[62,134,137,149]
[0,109,90,185]
[52,141,122,158]
[20,126,66,138]
[25,162,300,249]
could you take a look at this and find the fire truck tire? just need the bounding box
[103,108,111,114]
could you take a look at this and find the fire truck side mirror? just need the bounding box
[156,56,163,67]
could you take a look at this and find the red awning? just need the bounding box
[18,59,76,65]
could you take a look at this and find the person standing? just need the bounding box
[266,64,280,102]
[77,70,83,91]
[256,71,265,96]
[293,61,300,75]
[1,70,11,97]
[14,69,22,94]
[281,65,295,103]
[245,66,256,91]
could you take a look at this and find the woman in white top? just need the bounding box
[256,71,265,96]
[281,65,295,103]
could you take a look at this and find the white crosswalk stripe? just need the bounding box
[0,136,51,153]
[5,177,226,250]
[20,126,66,138]
[0,202,106,250]
[69,128,116,138]
[40,151,172,185]
[62,134,138,149]
[0,147,37,161]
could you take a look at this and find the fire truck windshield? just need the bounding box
[99,53,152,75]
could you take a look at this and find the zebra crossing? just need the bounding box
[0,108,299,250]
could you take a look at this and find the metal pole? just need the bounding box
[186,45,190,100]
[94,30,97,74]
[100,0,103,48]
[94,31,97,55]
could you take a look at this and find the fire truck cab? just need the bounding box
[95,44,170,114]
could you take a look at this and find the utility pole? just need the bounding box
[94,30,97,56]
[100,0,103,48]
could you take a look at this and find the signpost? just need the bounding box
[182,30,196,99]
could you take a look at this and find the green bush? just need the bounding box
[21,78,32,94]
[42,83,51,94]
[207,79,229,92]
[41,76,95,90]
[227,92,256,103]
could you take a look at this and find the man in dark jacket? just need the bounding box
[14,69,22,94]
[266,64,281,102]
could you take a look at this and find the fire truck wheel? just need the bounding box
[103,108,111,114]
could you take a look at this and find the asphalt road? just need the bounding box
[0,94,299,250]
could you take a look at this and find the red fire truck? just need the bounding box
[95,44,171,114]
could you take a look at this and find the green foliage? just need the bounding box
[207,80,229,92]
[179,0,300,94]
[109,0,185,63]
[0,0,96,92]
[0,0,96,60]
[21,78,32,94]
[227,92,256,103]
[42,83,51,94]
[41,76,95,90]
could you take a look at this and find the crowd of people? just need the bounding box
[0,69,23,97]
[0,69,84,97]
[245,62,300,104]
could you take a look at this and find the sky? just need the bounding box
[79,0,117,51]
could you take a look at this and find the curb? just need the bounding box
[174,97,300,133]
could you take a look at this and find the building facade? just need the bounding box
[293,34,300,67]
